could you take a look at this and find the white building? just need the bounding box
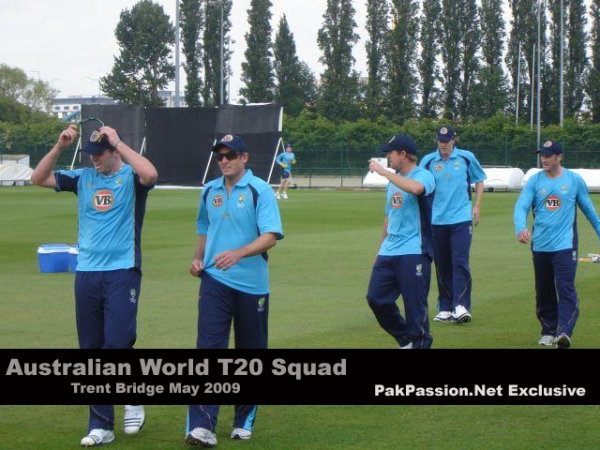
[51,91,187,119]
[51,96,116,120]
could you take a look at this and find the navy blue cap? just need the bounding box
[379,134,418,155]
[212,134,248,153]
[537,140,563,155]
[81,130,116,155]
[436,125,456,142]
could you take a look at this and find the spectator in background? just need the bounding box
[275,144,296,200]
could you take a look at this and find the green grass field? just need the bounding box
[1,187,600,449]
[1,405,599,450]
[2,187,600,349]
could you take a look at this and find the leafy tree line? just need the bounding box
[282,112,600,173]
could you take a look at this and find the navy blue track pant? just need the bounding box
[432,221,473,312]
[533,249,579,338]
[75,269,141,432]
[188,273,268,433]
[366,254,433,349]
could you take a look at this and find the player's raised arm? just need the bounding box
[31,124,78,189]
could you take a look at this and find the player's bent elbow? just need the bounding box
[141,169,159,186]
[31,172,52,187]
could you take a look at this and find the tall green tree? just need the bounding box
[240,0,274,103]
[317,0,361,122]
[438,0,462,119]
[566,0,588,119]
[0,64,57,113]
[458,0,480,119]
[273,15,316,116]
[474,0,508,118]
[588,0,600,122]
[419,0,442,119]
[202,0,232,106]
[365,0,391,119]
[388,0,419,122]
[101,0,175,107]
[180,0,204,107]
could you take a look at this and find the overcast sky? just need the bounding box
[0,0,369,102]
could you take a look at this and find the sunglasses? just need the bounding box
[215,151,240,162]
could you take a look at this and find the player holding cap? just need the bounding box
[514,140,600,349]
[31,124,157,446]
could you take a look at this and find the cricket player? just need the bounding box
[367,134,435,349]
[419,126,486,323]
[275,144,296,199]
[187,134,283,447]
[514,140,600,349]
[31,124,156,446]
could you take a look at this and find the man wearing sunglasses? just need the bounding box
[31,124,158,446]
[187,134,283,448]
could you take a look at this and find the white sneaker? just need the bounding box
[451,305,472,323]
[537,335,555,346]
[123,405,145,435]
[231,428,252,440]
[556,334,571,349]
[433,311,452,322]
[275,192,281,199]
[186,427,217,447]
[282,192,288,199]
[399,342,413,349]
[81,429,115,447]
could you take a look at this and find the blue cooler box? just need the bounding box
[68,245,79,272]
[37,244,73,273]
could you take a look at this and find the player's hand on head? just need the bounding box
[58,124,78,149]
[98,126,119,148]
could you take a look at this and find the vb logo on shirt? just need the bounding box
[92,189,115,211]
[213,195,224,207]
[545,195,561,211]
[391,192,403,209]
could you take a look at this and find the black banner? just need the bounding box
[0,350,596,405]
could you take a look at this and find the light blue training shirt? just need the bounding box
[419,148,486,225]
[514,168,600,252]
[55,164,153,271]
[197,169,284,295]
[379,166,435,258]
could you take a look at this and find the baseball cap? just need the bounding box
[81,130,117,155]
[537,140,563,155]
[436,125,456,142]
[379,134,418,155]
[212,134,247,153]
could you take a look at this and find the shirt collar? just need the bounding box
[215,169,253,189]
[434,148,457,161]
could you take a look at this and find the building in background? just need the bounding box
[51,96,116,119]
[51,91,187,119]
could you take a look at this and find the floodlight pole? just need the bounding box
[219,1,224,105]
[175,0,181,107]
[536,0,542,168]
[516,42,521,126]
[559,0,564,127]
